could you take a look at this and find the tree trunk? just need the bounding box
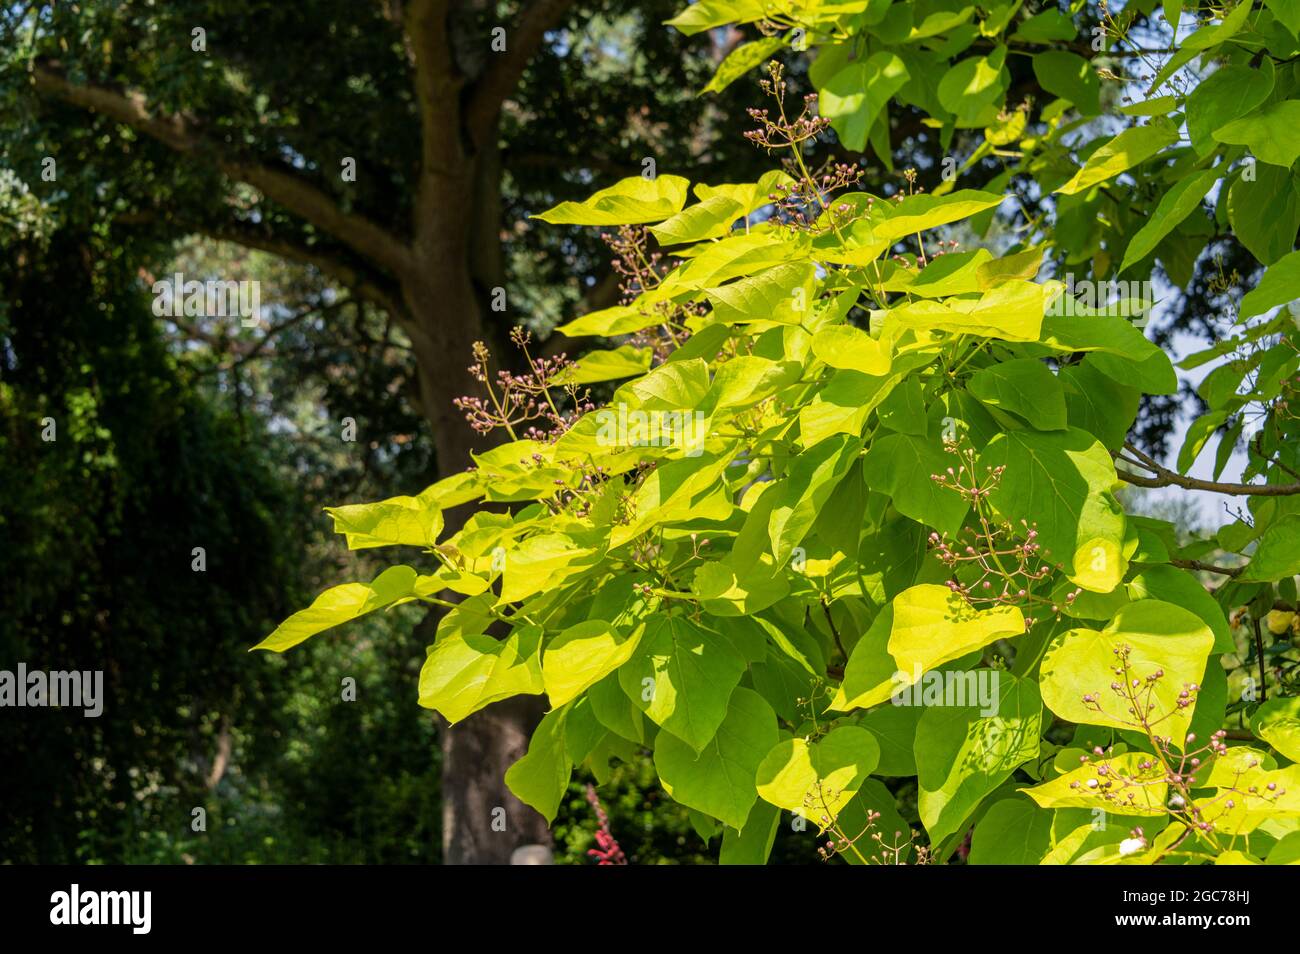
[25,0,571,866]
[437,692,553,864]
[400,181,551,863]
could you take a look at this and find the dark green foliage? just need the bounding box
[0,229,441,863]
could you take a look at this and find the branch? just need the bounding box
[227,162,412,275]
[822,602,848,661]
[465,0,574,148]
[32,61,413,277]
[1118,442,1300,497]
[163,315,227,351]
[1251,433,1300,481]
[234,296,352,366]
[191,219,407,320]
[1252,616,1268,703]
[504,149,643,180]
[173,296,348,371]
[1170,558,1243,578]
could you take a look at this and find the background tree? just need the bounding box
[1,0,772,862]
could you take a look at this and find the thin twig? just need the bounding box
[1171,558,1243,578]
[822,602,848,661]
[1252,616,1268,703]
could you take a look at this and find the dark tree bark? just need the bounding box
[439,694,552,864]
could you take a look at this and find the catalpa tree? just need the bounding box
[259,0,1300,864]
